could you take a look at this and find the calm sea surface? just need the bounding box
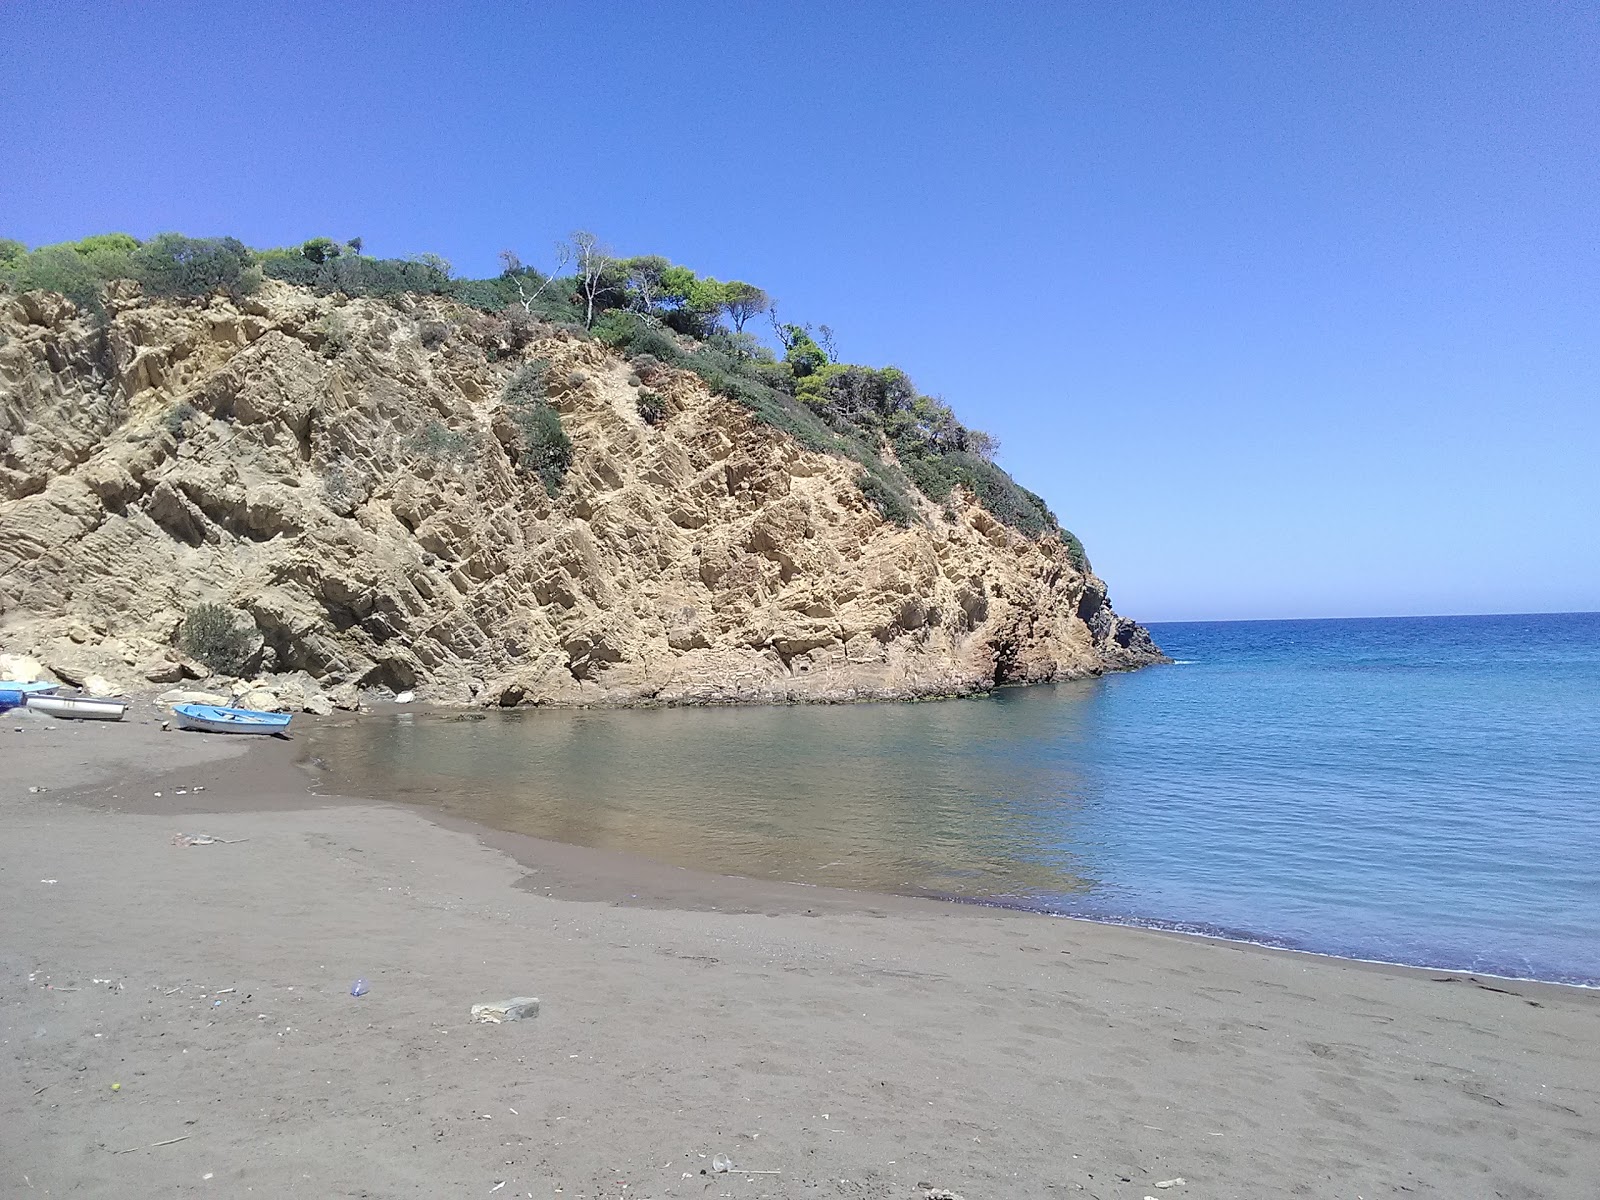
[309,613,1600,985]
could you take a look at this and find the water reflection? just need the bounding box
[309,684,1107,900]
[305,614,1600,984]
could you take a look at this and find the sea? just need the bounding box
[308,612,1600,986]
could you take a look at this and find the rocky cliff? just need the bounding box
[0,281,1162,709]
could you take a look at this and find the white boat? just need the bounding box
[25,694,129,721]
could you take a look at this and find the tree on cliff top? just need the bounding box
[568,230,616,328]
[720,281,770,332]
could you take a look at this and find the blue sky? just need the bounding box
[3,1,1595,620]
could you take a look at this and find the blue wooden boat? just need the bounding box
[0,688,24,710]
[173,703,292,735]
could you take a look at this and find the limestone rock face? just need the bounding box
[0,282,1164,706]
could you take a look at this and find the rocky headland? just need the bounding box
[0,280,1163,711]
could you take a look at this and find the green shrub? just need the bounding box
[408,420,475,465]
[332,255,452,297]
[419,320,449,349]
[857,469,914,526]
[592,309,683,362]
[636,390,666,426]
[260,252,453,299]
[940,452,1057,537]
[503,359,550,405]
[0,234,148,308]
[502,362,570,495]
[163,401,199,438]
[683,344,836,455]
[452,277,507,312]
[749,359,795,394]
[524,284,587,326]
[301,237,342,264]
[132,234,260,300]
[897,449,961,501]
[1059,529,1090,573]
[257,251,321,287]
[319,310,353,358]
[179,603,255,675]
[510,403,571,496]
[70,233,141,256]
[8,244,104,308]
[59,233,140,284]
[485,265,586,323]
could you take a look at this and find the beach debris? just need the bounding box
[490,1183,506,1193]
[171,833,248,847]
[924,1191,965,1200]
[710,1154,779,1176]
[394,690,416,703]
[28,785,47,793]
[1154,1181,1188,1189]
[114,1134,190,1154]
[110,1082,120,1092]
[350,978,370,997]
[470,996,539,1023]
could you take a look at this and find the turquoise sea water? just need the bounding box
[310,613,1600,985]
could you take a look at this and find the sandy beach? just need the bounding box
[3,708,1597,1200]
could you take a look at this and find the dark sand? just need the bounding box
[3,704,1597,1198]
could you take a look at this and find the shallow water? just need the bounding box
[310,612,1600,985]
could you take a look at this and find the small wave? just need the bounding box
[938,895,1599,989]
[1170,659,1198,665]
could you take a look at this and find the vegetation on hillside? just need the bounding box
[500,361,572,496]
[0,231,1087,566]
[179,602,256,676]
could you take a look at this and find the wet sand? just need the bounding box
[2,708,1597,1198]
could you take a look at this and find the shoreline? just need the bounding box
[5,714,1598,1197]
[26,701,1600,994]
[304,707,1597,994]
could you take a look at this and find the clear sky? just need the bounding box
[3,2,1595,621]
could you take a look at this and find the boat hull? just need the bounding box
[26,695,128,721]
[172,703,291,735]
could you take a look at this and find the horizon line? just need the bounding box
[1140,609,1599,626]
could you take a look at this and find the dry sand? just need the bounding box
[2,707,1597,1199]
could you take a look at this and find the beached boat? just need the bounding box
[2,681,61,708]
[173,703,291,735]
[26,694,129,721]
